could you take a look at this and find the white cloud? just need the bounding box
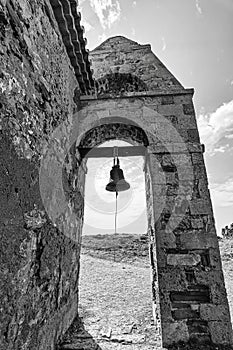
[213,145,229,153]
[81,18,93,32]
[76,1,93,32]
[197,100,233,155]
[132,1,137,7]
[161,37,166,51]
[195,0,203,15]
[210,178,233,208]
[98,32,107,42]
[77,0,86,7]
[90,0,121,29]
[77,0,85,13]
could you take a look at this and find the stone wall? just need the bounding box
[79,89,233,348]
[90,36,183,93]
[78,36,233,348]
[0,1,83,349]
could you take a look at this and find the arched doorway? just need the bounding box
[77,123,161,348]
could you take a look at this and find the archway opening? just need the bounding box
[83,140,147,235]
[76,125,162,348]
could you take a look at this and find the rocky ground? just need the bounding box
[57,234,233,350]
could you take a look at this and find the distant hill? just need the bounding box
[81,233,149,266]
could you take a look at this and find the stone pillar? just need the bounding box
[144,156,162,346]
[148,146,233,347]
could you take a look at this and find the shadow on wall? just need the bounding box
[56,314,102,350]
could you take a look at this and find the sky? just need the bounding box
[78,0,233,235]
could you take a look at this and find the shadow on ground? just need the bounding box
[57,314,102,350]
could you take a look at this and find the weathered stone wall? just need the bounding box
[78,36,233,348]
[0,1,83,349]
[90,36,183,92]
[79,91,233,349]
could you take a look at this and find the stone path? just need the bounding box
[58,254,163,349]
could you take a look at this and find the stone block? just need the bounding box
[156,230,177,249]
[165,115,178,126]
[172,308,200,320]
[195,270,228,304]
[148,142,202,154]
[161,95,174,105]
[187,129,200,143]
[179,232,218,249]
[191,218,204,229]
[167,253,201,266]
[176,166,195,181]
[195,179,210,200]
[177,115,197,129]
[158,103,183,116]
[183,103,195,115]
[158,268,187,291]
[193,164,208,181]
[189,199,213,215]
[174,94,193,105]
[208,321,233,344]
[187,320,211,344]
[162,320,189,346]
[186,142,203,153]
[172,197,191,215]
[200,304,231,322]
[208,248,222,270]
[191,152,205,164]
[150,165,166,184]
[172,153,192,166]
[211,279,230,305]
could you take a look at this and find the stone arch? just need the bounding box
[77,115,161,338]
[40,95,232,348]
[75,103,164,149]
[79,122,149,148]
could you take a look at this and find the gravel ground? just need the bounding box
[58,234,233,350]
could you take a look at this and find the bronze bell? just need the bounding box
[106,157,130,193]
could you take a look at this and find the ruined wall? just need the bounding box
[0,1,83,349]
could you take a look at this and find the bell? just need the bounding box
[106,157,130,193]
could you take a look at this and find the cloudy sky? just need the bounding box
[79,0,233,235]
